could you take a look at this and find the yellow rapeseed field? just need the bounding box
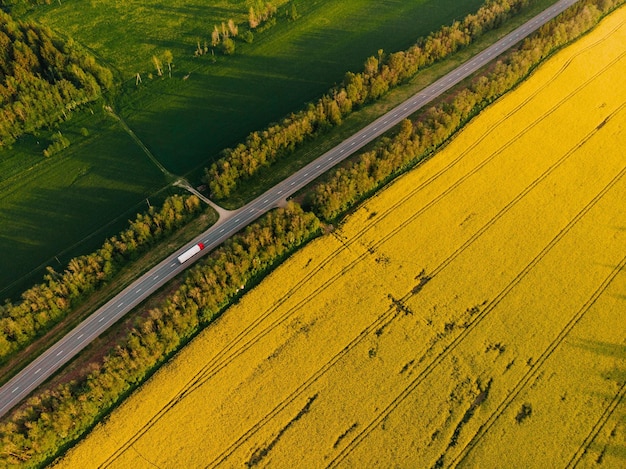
[54,8,626,469]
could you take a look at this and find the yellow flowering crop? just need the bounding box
[55,8,626,469]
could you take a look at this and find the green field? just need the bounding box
[1,0,483,300]
[0,106,169,300]
[27,0,484,173]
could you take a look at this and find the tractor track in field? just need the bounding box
[326,156,626,468]
[565,380,626,468]
[451,252,626,467]
[211,102,626,469]
[100,47,626,469]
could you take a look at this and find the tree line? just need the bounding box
[0,9,113,147]
[248,0,278,30]
[204,0,536,199]
[0,194,202,364]
[0,203,320,467]
[310,0,625,221]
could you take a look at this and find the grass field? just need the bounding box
[219,0,564,208]
[26,0,484,174]
[51,7,626,468]
[0,105,169,300]
[0,0,483,300]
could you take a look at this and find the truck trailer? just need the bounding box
[177,242,205,264]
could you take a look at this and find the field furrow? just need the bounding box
[336,144,626,468]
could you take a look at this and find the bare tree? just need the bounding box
[263,2,277,21]
[163,50,173,77]
[152,55,163,76]
[212,26,220,47]
[249,6,259,29]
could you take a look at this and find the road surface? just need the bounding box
[0,0,580,419]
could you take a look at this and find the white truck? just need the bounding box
[177,242,205,264]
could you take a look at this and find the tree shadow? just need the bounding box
[569,339,626,361]
[118,0,487,175]
[124,52,334,175]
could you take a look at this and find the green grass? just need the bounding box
[222,0,564,208]
[0,104,169,300]
[25,0,484,175]
[1,0,484,301]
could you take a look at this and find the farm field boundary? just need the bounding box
[100,47,626,468]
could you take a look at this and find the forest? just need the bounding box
[204,0,535,199]
[0,8,112,147]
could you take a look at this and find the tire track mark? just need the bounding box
[326,163,626,468]
[206,104,625,468]
[451,256,626,467]
[101,40,626,469]
[566,380,626,468]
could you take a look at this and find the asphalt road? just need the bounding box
[0,0,580,419]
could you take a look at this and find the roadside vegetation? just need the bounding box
[0,194,204,366]
[218,0,566,208]
[0,203,320,468]
[0,0,623,467]
[0,202,218,390]
[51,4,626,466]
[204,0,536,200]
[311,0,626,220]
